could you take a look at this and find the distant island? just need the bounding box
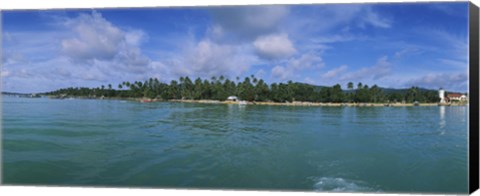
[30,75,468,107]
[2,92,41,98]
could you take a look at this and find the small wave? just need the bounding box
[312,177,376,192]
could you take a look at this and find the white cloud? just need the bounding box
[405,29,467,65]
[287,4,391,39]
[3,51,27,64]
[271,65,289,80]
[55,67,73,78]
[1,68,34,79]
[115,48,151,72]
[59,12,157,78]
[430,29,468,61]
[322,65,348,79]
[255,69,266,79]
[288,53,324,70]
[253,33,296,60]
[0,7,313,92]
[207,25,225,40]
[61,11,149,68]
[1,12,171,93]
[22,57,108,83]
[288,5,363,34]
[394,47,422,59]
[438,58,467,68]
[3,32,16,43]
[3,31,61,63]
[270,52,324,81]
[404,73,468,92]
[78,64,109,82]
[61,12,123,61]
[147,61,170,81]
[311,34,356,44]
[340,56,392,81]
[429,4,468,17]
[125,30,147,46]
[169,39,255,79]
[361,8,391,28]
[303,77,316,84]
[210,6,289,41]
[1,69,11,78]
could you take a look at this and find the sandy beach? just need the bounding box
[48,95,466,107]
[159,99,466,107]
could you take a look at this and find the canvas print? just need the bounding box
[1,2,472,194]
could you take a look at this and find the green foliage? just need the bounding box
[347,82,353,90]
[45,76,443,103]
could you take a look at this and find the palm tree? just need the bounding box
[347,82,353,90]
[183,76,193,99]
[149,78,154,88]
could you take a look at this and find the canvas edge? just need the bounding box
[469,1,480,194]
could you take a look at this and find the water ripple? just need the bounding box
[312,177,378,192]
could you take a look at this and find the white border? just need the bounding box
[0,0,479,196]
[0,0,472,10]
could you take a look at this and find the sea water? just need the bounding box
[2,96,469,193]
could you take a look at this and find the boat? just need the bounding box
[140,99,153,103]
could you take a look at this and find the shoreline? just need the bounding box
[44,95,467,107]
[150,98,467,107]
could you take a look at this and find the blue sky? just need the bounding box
[2,2,469,93]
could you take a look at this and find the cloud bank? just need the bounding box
[1,4,469,93]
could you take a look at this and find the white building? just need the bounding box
[226,96,238,102]
[447,93,468,102]
[438,88,445,103]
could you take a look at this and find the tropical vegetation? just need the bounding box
[45,75,442,103]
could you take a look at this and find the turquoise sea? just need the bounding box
[1,96,469,193]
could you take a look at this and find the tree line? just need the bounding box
[45,75,441,103]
